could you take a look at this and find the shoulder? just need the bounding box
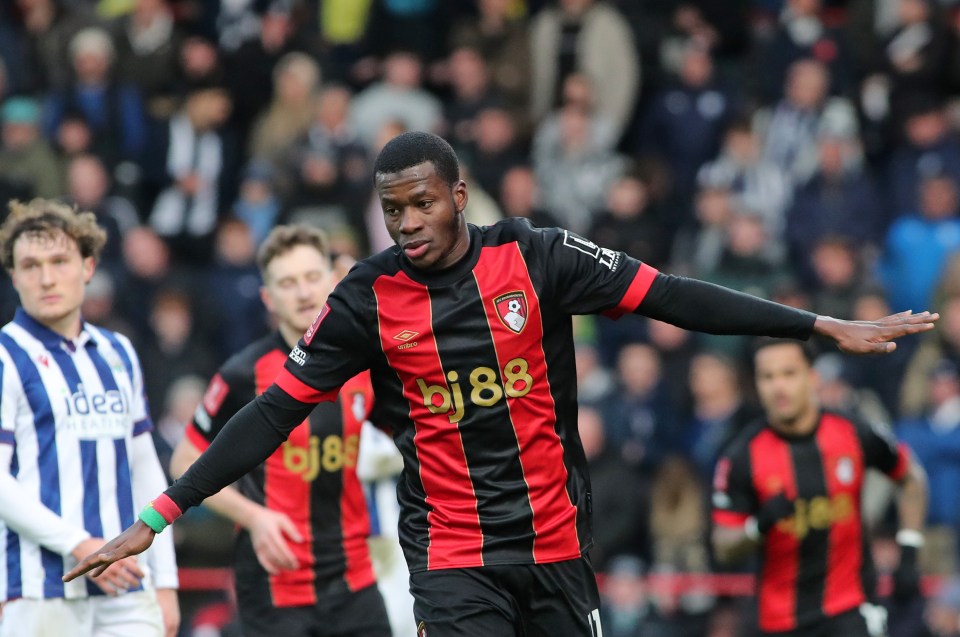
[723,419,767,462]
[218,334,282,381]
[478,217,542,245]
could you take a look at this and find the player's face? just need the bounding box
[754,343,818,432]
[9,230,94,335]
[261,244,334,335]
[377,161,470,271]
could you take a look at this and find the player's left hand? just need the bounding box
[815,311,938,354]
[155,588,180,637]
[892,544,922,600]
[62,520,157,582]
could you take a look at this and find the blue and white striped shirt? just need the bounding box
[0,309,153,600]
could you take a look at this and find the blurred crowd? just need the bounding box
[4,0,960,635]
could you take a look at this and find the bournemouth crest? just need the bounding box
[494,291,528,334]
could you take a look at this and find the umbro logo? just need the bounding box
[393,330,419,350]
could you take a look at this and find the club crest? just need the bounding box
[494,291,528,334]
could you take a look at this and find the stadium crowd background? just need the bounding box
[3,0,960,635]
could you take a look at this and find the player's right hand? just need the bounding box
[249,507,304,574]
[756,493,795,535]
[63,520,156,584]
[70,537,144,595]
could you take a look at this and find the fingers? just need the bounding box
[255,535,298,573]
[63,554,106,582]
[278,515,304,544]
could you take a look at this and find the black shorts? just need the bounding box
[236,581,392,637]
[761,608,873,637]
[409,557,602,637]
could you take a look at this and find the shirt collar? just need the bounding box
[13,307,95,352]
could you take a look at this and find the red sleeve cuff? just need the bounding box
[603,263,659,319]
[275,368,339,403]
[888,443,910,482]
[713,510,750,528]
[185,423,211,452]
[152,493,183,524]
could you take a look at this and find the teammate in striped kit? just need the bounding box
[169,226,391,637]
[712,339,928,637]
[68,133,938,637]
[0,199,178,637]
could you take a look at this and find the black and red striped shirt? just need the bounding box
[167,219,816,574]
[712,411,910,633]
[187,333,375,606]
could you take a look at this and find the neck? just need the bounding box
[279,323,302,349]
[44,311,83,340]
[769,401,819,437]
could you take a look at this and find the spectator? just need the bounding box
[886,100,960,220]
[43,27,147,169]
[755,0,853,102]
[112,0,184,117]
[232,160,283,247]
[448,0,531,115]
[139,287,216,419]
[588,172,669,268]
[866,0,954,142]
[0,96,64,199]
[603,343,680,474]
[807,237,866,320]
[113,226,181,344]
[879,175,960,314]
[639,41,736,214]
[497,164,560,229]
[348,50,443,150]
[648,456,709,580]
[532,103,626,233]
[926,577,960,637]
[248,52,321,168]
[529,0,640,141]
[671,183,736,274]
[579,406,647,569]
[575,343,615,404]
[441,45,503,151]
[203,217,268,360]
[64,154,139,274]
[464,103,527,201]
[757,57,858,185]
[145,84,239,264]
[900,295,960,419]
[361,0,450,64]
[683,351,758,480]
[897,360,960,539]
[7,0,97,92]
[786,125,882,276]
[697,120,793,240]
[222,8,300,140]
[281,84,372,249]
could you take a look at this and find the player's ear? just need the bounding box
[453,180,468,215]
[82,257,95,283]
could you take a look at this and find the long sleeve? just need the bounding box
[130,433,178,589]
[0,445,90,555]
[164,385,316,513]
[637,272,817,338]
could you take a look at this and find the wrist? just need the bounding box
[138,494,183,534]
[896,529,925,549]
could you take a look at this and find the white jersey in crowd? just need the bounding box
[0,309,178,601]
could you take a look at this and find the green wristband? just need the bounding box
[139,505,168,533]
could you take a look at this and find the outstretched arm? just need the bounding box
[64,386,317,583]
[638,273,937,351]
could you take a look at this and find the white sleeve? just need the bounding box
[356,422,403,482]
[130,432,179,589]
[0,445,91,554]
[0,352,90,555]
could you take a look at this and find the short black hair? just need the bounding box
[751,337,816,366]
[373,132,460,185]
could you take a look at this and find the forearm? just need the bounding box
[164,388,314,514]
[896,458,928,534]
[0,471,90,554]
[169,438,264,529]
[637,274,816,338]
[130,434,179,589]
